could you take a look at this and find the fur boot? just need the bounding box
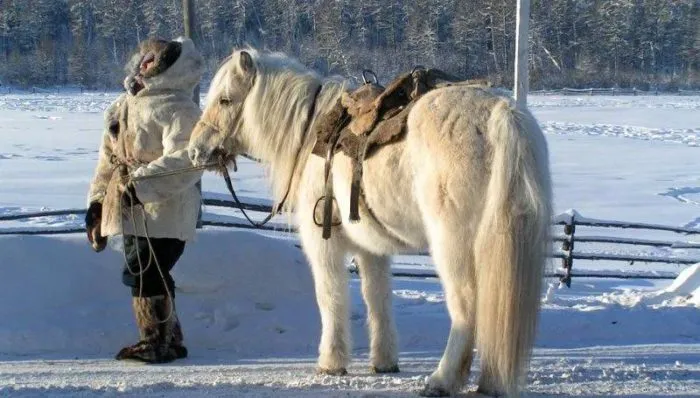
[169,313,188,359]
[115,295,188,363]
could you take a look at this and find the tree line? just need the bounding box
[0,0,698,91]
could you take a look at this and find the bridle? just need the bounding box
[194,83,323,228]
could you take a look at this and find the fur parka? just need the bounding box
[87,37,204,241]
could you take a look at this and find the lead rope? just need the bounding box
[119,187,176,325]
[137,202,175,324]
[124,156,282,229]
[113,161,175,325]
[116,154,266,327]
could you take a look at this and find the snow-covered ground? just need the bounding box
[0,93,699,397]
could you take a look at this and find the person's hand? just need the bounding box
[85,201,107,252]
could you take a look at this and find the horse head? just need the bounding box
[189,50,256,167]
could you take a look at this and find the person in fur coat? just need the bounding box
[85,36,204,363]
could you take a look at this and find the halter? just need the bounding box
[195,118,236,162]
[195,83,324,228]
[197,118,221,133]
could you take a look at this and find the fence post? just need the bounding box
[513,0,531,108]
[561,213,576,287]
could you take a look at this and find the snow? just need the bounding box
[0,231,318,358]
[1,92,700,396]
[1,232,699,397]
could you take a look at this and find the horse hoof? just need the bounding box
[317,367,348,376]
[370,364,400,374]
[419,384,451,397]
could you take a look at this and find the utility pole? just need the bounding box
[514,0,531,108]
[183,0,199,106]
[183,0,203,228]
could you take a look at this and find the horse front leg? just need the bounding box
[354,251,399,373]
[299,221,351,375]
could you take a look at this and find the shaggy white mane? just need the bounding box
[206,48,346,211]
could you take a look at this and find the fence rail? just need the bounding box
[3,85,700,96]
[530,87,700,96]
[554,211,700,286]
[2,201,698,286]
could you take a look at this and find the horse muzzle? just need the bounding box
[189,144,235,169]
[188,145,211,167]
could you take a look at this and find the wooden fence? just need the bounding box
[553,211,700,287]
[530,87,700,96]
[0,198,280,235]
[2,85,700,96]
[2,199,699,286]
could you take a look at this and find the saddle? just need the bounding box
[311,68,491,239]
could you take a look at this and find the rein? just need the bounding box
[129,156,277,228]
[219,82,323,228]
[130,163,219,181]
[219,166,277,227]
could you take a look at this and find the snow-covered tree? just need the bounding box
[0,0,696,90]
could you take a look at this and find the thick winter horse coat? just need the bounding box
[87,37,203,241]
[188,50,552,397]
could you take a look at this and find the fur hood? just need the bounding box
[127,37,203,95]
[88,38,204,241]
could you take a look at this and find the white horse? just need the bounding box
[188,49,552,397]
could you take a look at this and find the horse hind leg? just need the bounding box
[421,224,477,397]
[354,251,399,373]
[298,220,352,375]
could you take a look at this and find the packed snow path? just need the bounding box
[3,344,699,397]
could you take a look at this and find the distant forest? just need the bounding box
[0,0,698,90]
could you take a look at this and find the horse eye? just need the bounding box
[219,97,231,106]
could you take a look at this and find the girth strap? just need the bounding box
[322,111,350,239]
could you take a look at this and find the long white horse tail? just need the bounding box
[474,99,552,396]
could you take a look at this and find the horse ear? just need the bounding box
[238,51,254,75]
